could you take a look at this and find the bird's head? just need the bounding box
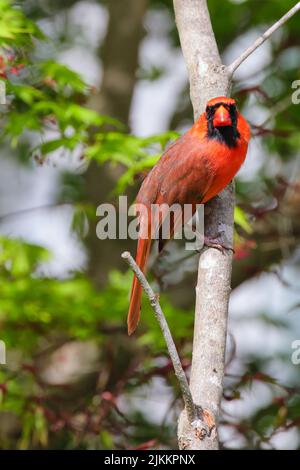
[206,96,237,128]
[205,96,240,147]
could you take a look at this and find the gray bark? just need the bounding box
[85,0,148,286]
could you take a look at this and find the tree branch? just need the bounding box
[172,0,300,451]
[173,0,232,450]
[120,0,300,451]
[121,251,199,425]
[228,1,300,75]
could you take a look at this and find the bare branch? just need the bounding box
[121,251,197,424]
[172,0,300,450]
[124,0,299,451]
[228,2,300,75]
[0,203,72,221]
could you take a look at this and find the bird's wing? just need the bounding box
[136,132,215,248]
[137,133,214,206]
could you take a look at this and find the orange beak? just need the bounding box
[213,105,232,127]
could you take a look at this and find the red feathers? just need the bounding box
[127,96,250,335]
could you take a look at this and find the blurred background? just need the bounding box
[0,0,300,450]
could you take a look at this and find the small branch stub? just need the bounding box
[228,1,300,75]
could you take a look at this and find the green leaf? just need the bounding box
[39,60,87,93]
[9,84,45,105]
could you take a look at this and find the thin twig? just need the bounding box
[121,251,197,424]
[228,1,300,75]
[0,203,72,222]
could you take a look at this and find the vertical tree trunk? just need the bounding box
[85,0,148,286]
[173,0,233,450]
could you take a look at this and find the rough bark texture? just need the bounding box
[89,0,148,124]
[173,0,233,450]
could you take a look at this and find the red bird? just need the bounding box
[127,96,250,335]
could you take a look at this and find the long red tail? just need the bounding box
[127,236,151,335]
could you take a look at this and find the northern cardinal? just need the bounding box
[127,96,250,335]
